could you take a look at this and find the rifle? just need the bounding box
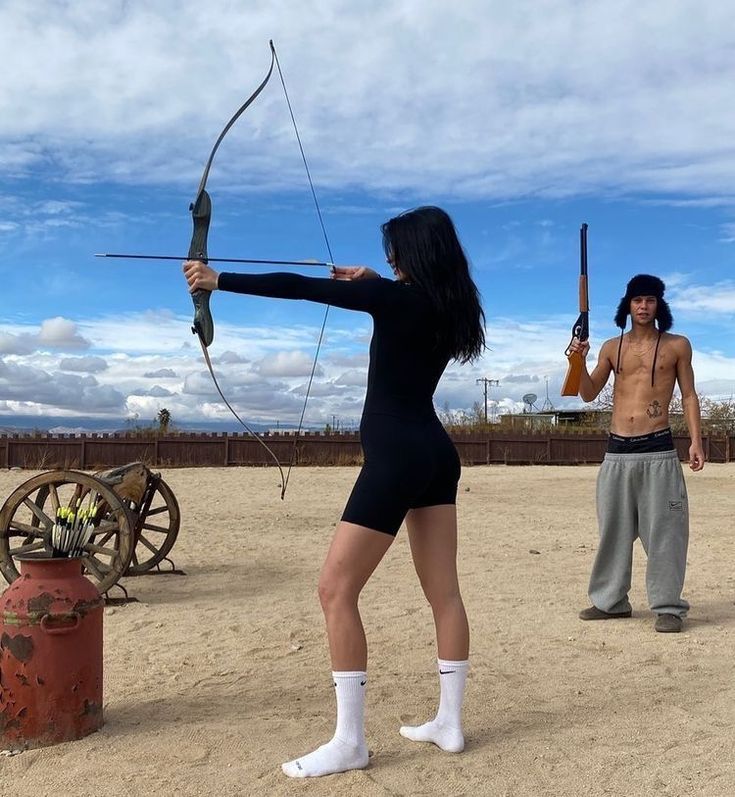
[561,223,589,396]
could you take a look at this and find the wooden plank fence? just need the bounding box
[1,431,731,470]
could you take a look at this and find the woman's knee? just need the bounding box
[318,569,359,612]
[424,585,464,613]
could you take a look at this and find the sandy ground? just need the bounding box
[1,463,733,797]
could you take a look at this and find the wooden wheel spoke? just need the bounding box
[136,534,162,556]
[84,542,121,558]
[95,518,122,534]
[82,556,109,580]
[21,498,53,529]
[94,532,115,548]
[145,505,169,517]
[92,524,119,545]
[8,520,46,537]
[9,539,46,556]
[49,484,61,513]
[140,521,170,534]
[69,483,92,508]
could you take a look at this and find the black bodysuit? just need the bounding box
[218,272,461,535]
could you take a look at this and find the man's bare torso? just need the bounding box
[604,332,684,436]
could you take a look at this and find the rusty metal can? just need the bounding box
[0,554,104,750]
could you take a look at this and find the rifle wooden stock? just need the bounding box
[578,274,588,312]
[561,350,584,396]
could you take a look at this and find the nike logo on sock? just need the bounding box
[360,680,366,686]
[439,670,455,675]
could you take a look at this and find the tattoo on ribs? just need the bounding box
[646,400,662,418]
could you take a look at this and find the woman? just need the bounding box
[184,206,485,778]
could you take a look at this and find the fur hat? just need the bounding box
[614,274,673,332]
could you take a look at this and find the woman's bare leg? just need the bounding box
[400,504,469,752]
[282,521,393,778]
[318,521,395,669]
[406,505,468,659]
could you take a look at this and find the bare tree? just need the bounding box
[701,396,735,435]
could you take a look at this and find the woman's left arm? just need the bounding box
[184,259,388,313]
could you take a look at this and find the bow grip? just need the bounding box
[189,190,214,347]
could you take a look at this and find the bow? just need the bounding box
[188,41,333,499]
[188,43,275,347]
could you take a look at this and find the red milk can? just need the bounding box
[0,554,104,750]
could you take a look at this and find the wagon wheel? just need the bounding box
[125,477,181,574]
[0,470,135,594]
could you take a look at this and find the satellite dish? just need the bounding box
[522,393,539,413]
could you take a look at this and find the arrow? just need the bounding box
[95,253,335,268]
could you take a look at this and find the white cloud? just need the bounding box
[0,317,90,353]
[143,367,177,378]
[132,385,175,398]
[2,294,732,423]
[669,280,735,315]
[216,351,248,365]
[58,355,108,373]
[254,350,324,377]
[0,358,126,412]
[2,1,735,202]
[334,369,367,388]
[38,317,90,349]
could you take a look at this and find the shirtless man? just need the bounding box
[571,274,705,633]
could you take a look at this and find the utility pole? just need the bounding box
[476,378,500,424]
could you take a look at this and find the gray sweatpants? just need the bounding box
[588,449,690,617]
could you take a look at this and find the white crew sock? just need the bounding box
[400,658,468,753]
[282,671,369,778]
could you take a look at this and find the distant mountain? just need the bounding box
[0,414,319,436]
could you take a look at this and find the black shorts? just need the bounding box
[341,413,461,536]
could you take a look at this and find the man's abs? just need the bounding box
[610,369,677,436]
[603,333,687,436]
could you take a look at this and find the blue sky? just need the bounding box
[1,1,734,432]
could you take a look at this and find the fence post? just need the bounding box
[224,435,229,466]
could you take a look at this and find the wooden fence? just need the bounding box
[0,430,732,470]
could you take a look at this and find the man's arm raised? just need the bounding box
[569,338,614,403]
[675,337,705,471]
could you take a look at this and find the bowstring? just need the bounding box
[272,42,335,498]
[199,338,285,490]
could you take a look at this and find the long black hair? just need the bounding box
[381,206,485,363]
